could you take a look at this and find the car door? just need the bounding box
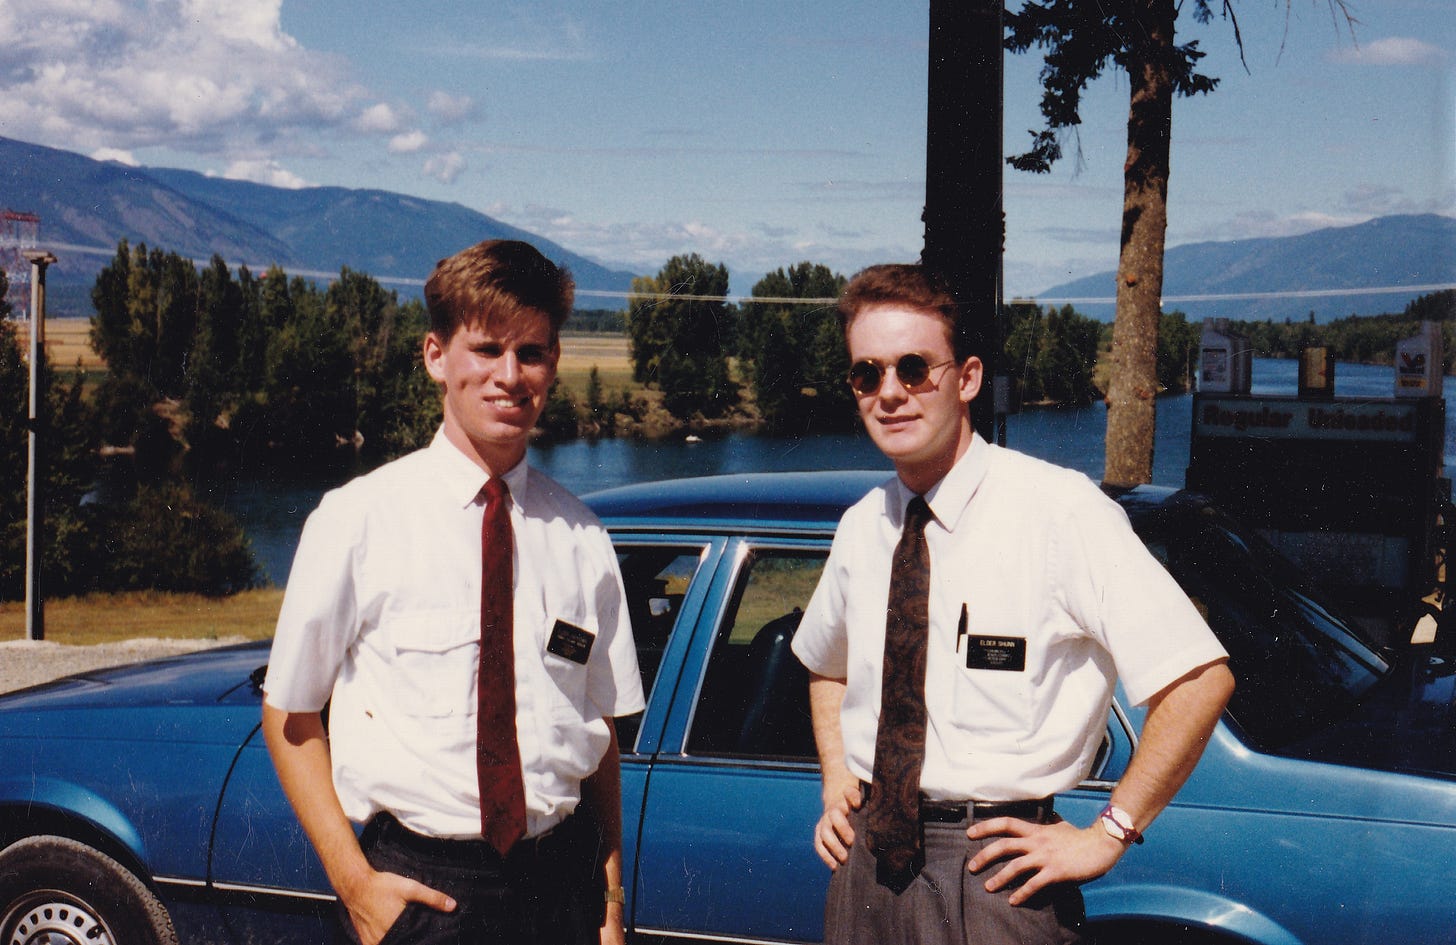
[612,537,726,919]
[208,680,337,945]
[631,538,831,943]
[629,536,1136,945]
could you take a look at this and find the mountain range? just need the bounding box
[0,135,638,318]
[1,134,1452,322]
[1035,213,1456,322]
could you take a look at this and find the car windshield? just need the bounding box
[1145,501,1391,752]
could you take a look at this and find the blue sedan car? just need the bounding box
[1,472,1454,945]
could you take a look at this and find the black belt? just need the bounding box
[366,811,582,865]
[860,781,1055,825]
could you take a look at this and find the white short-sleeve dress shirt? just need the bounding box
[264,431,645,840]
[792,435,1227,803]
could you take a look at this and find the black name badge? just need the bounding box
[547,620,595,665]
[966,636,1026,672]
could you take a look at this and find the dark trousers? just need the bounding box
[824,804,1084,945]
[337,811,605,945]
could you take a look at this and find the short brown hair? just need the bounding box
[424,239,574,341]
[838,263,975,361]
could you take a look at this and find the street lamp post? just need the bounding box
[23,249,56,642]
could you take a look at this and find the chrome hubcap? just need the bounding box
[2,893,114,945]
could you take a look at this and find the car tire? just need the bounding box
[0,835,178,945]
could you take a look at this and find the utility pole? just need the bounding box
[923,0,1004,442]
[24,249,56,642]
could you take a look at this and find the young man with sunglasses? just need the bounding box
[791,264,1233,945]
[262,240,644,945]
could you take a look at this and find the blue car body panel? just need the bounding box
[2,472,1455,944]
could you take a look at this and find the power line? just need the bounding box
[1020,283,1456,306]
[33,240,1456,308]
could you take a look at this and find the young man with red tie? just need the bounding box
[263,239,643,945]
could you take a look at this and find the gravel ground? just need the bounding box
[0,637,249,694]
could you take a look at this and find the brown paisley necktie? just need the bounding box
[864,494,933,878]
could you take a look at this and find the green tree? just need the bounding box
[151,248,202,398]
[1002,302,1100,405]
[584,365,614,435]
[1038,305,1101,406]
[1003,301,1047,402]
[328,267,403,453]
[538,379,581,439]
[184,256,244,453]
[361,299,439,458]
[628,255,736,420]
[90,242,203,398]
[744,262,851,433]
[89,240,135,375]
[1156,310,1200,394]
[261,278,355,463]
[1006,0,1354,485]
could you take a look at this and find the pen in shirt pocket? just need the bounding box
[955,602,968,653]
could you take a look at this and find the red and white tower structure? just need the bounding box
[1,209,41,316]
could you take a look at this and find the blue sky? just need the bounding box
[1,0,1451,299]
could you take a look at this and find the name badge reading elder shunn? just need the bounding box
[966,636,1026,672]
[547,620,595,665]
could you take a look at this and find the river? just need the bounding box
[227,359,1454,585]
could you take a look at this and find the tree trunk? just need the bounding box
[1103,0,1175,488]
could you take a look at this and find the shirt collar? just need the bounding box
[890,432,991,532]
[427,429,530,509]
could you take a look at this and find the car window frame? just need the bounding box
[658,536,826,770]
[608,534,728,758]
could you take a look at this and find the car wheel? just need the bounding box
[0,836,178,945]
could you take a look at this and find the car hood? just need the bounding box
[1284,653,1456,781]
[0,639,271,711]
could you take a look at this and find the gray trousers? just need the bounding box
[824,806,1084,945]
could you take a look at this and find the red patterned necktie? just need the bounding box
[864,494,933,877]
[478,476,525,856]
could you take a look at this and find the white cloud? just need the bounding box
[91,147,138,166]
[218,158,309,189]
[424,151,467,184]
[0,0,359,157]
[1330,37,1447,67]
[356,103,404,135]
[482,202,914,292]
[432,17,592,63]
[427,91,476,124]
[389,131,428,154]
[1219,210,1366,240]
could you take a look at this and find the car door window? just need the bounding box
[616,545,707,749]
[688,548,827,759]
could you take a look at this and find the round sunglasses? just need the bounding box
[846,353,957,396]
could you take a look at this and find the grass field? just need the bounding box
[0,588,285,645]
[36,318,106,371]
[556,332,635,398]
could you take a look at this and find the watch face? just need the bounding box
[1100,806,1138,843]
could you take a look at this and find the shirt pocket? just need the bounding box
[951,639,1034,740]
[540,613,596,718]
[382,610,479,719]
